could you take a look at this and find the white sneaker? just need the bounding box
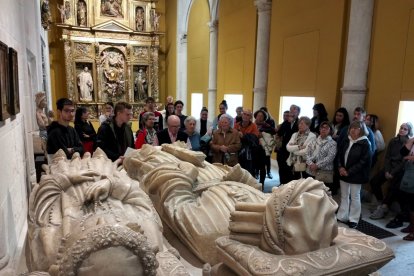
[370,205,388,220]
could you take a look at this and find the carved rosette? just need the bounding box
[64,41,74,100]
[150,47,159,101]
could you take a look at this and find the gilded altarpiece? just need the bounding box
[58,0,162,119]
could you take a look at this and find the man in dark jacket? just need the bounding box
[96,102,134,162]
[153,115,189,147]
[47,98,83,159]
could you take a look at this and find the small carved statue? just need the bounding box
[41,0,52,30]
[153,12,160,31]
[35,91,53,139]
[134,68,148,101]
[64,1,71,20]
[135,7,145,31]
[77,0,87,26]
[57,4,65,24]
[77,66,93,102]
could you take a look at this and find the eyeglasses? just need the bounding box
[400,127,408,130]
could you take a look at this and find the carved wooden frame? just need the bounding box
[8,47,19,115]
[0,41,10,121]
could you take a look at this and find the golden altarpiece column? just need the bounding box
[56,0,162,118]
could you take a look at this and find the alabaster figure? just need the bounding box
[210,178,394,275]
[64,1,71,20]
[229,178,338,255]
[134,68,148,101]
[123,142,266,264]
[77,0,87,26]
[77,66,93,102]
[136,7,145,31]
[153,12,160,31]
[57,4,65,24]
[35,92,53,139]
[27,149,165,276]
[41,0,52,30]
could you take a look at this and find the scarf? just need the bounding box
[145,128,157,145]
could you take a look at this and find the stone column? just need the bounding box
[340,0,374,113]
[177,33,188,113]
[207,20,218,121]
[253,0,272,112]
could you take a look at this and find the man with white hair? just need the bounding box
[153,115,191,148]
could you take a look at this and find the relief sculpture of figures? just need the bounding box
[77,66,93,102]
[100,49,125,100]
[41,0,52,30]
[77,0,87,26]
[134,68,147,101]
[26,149,189,276]
[135,7,145,31]
[101,0,123,18]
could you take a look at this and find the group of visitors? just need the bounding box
[46,97,414,240]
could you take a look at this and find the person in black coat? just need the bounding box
[47,98,83,159]
[74,106,97,154]
[276,104,300,184]
[336,121,372,229]
[96,102,134,162]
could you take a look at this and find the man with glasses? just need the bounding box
[96,102,135,162]
[153,115,191,148]
[47,98,83,159]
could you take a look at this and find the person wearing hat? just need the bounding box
[254,109,276,180]
[138,97,163,131]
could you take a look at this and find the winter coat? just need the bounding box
[47,121,83,158]
[337,136,372,184]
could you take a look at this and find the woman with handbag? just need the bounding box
[336,121,372,229]
[305,121,337,191]
[286,116,316,180]
[399,137,414,241]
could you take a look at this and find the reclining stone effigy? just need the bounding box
[123,143,267,265]
[124,143,394,276]
[26,144,394,276]
[26,149,188,276]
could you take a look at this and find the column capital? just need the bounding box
[255,0,272,13]
[207,20,218,32]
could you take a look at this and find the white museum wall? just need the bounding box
[0,0,46,274]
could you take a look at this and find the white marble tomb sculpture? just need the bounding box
[123,142,268,265]
[26,149,188,276]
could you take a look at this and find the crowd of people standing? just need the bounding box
[46,96,414,240]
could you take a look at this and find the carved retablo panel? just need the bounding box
[58,0,163,117]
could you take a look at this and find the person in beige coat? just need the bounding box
[210,114,241,166]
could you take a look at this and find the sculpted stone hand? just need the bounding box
[67,170,99,185]
[85,178,111,202]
